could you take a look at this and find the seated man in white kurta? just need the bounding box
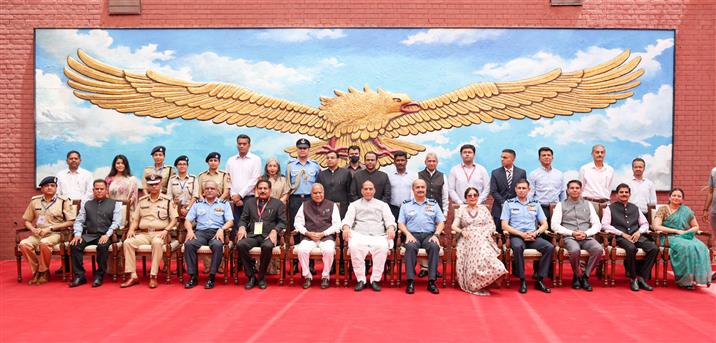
[342,180,396,292]
[294,183,341,289]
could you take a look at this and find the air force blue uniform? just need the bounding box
[500,198,553,280]
[184,199,234,277]
[398,198,445,281]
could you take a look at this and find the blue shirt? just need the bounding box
[287,159,321,195]
[527,166,566,205]
[186,199,233,231]
[398,198,445,233]
[500,197,546,233]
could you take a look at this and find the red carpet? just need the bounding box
[1,260,714,342]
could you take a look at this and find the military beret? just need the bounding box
[296,138,311,148]
[39,176,58,187]
[174,155,189,167]
[151,145,166,155]
[145,173,162,184]
[205,152,221,162]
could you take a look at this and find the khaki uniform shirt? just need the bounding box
[23,195,76,232]
[166,174,199,206]
[142,165,175,194]
[197,170,231,198]
[133,194,178,231]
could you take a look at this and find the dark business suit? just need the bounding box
[236,197,287,280]
[490,166,526,232]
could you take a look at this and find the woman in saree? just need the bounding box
[653,188,712,289]
[451,187,507,295]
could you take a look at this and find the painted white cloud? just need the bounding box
[401,29,505,46]
[528,84,672,146]
[486,121,511,133]
[39,29,192,80]
[474,38,673,81]
[183,52,345,94]
[614,144,672,190]
[36,69,178,147]
[258,29,346,42]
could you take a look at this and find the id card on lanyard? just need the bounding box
[37,198,57,226]
[254,199,268,235]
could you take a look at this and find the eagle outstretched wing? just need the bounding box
[385,50,644,137]
[64,49,331,138]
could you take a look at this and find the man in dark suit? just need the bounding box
[236,179,287,289]
[490,149,526,232]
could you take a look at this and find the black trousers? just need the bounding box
[70,235,111,277]
[237,235,275,280]
[404,232,440,281]
[184,229,223,276]
[615,235,658,279]
[230,196,253,241]
[510,236,554,279]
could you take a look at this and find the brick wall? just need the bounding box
[1,0,714,259]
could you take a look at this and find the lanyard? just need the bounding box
[41,197,57,213]
[178,177,189,193]
[462,164,476,183]
[256,199,269,219]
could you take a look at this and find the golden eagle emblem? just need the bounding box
[64,49,643,167]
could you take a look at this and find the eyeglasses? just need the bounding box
[466,194,478,198]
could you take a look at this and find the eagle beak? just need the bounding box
[400,102,420,113]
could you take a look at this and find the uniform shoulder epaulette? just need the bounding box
[426,198,438,204]
[56,195,70,201]
[506,198,518,203]
[402,199,412,205]
[217,199,228,204]
[158,194,172,200]
[138,194,151,201]
[198,171,208,176]
[31,194,43,200]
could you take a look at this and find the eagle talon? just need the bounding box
[372,138,401,159]
[315,138,349,157]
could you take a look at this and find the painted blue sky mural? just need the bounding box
[35,28,674,189]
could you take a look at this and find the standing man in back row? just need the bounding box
[225,134,262,240]
[528,147,566,228]
[579,144,614,209]
[490,149,526,232]
[448,144,490,205]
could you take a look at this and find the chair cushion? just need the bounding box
[398,246,445,257]
[291,247,325,255]
[249,246,282,255]
[181,242,232,254]
[84,243,122,252]
[507,248,543,257]
[560,249,604,257]
[607,246,646,257]
[138,240,180,252]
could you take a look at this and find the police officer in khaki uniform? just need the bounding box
[19,176,76,285]
[198,152,231,201]
[142,145,175,196]
[166,155,199,218]
[121,174,178,289]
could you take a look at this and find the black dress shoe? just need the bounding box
[418,270,428,278]
[257,278,267,289]
[69,276,87,288]
[630,278,640,291]
[571,275,581,289]
[92,275,104,288]
[637,277,653,291]
[204,278,215,289]
[303,278,312,289]
[427,280,440,294]
[245,276,257,290]
[184,276,198,289]
[370,281,381,292]
[320,278,330,289]
[580,275,593,292]
[406,279,415,294]
[55,267,66,275]
[354,281,366,292]
[519,280,528,294]
[535,280,551,293]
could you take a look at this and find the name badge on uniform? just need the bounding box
[254,221,263,235]
[527,205,536,213]
[511,208,520,214]
[37,215,46,225]
[214,207,224,214]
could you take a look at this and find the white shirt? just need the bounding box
[625,177,657,213]
[225,152,262,198]
[579,162,614,200]
[388,170,417,207]
[294,202,342,236]
[448,163,490,204]
[342,198,396,236]
[56,167,93,201]
[551,200,601,237]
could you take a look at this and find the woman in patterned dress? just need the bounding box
[105,154,139,211]
[451,187,507,295]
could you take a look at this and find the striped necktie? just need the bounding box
[506,168,512,189]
